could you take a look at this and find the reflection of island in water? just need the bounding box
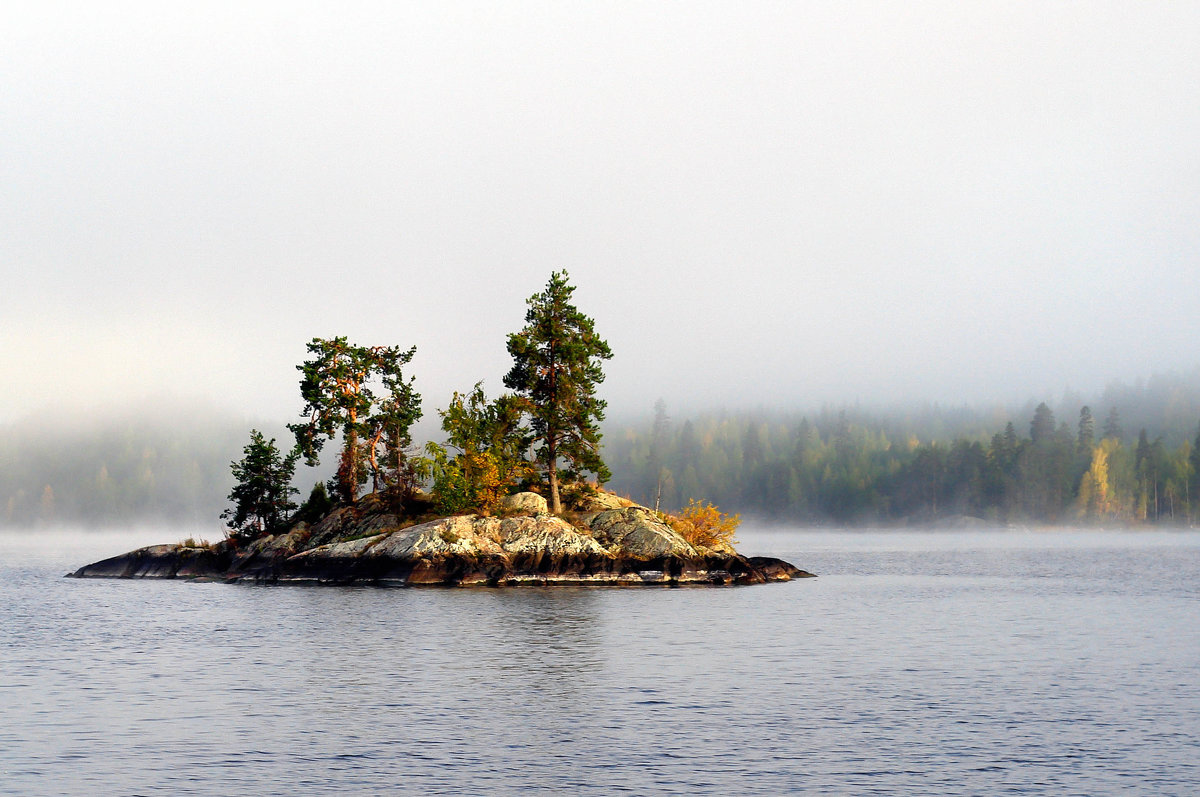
[489,589,606,686]
[68,491,812,587]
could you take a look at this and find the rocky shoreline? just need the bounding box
[69,491,813,587]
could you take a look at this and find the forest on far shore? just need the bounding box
[606,370,1200,526]
[5,368,1200,529]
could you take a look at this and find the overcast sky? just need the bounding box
[3,1,1198,425]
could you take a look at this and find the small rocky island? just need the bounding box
[72,273,812,587]
[70,490,811,586]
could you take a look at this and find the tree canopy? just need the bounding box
[288,337,421,504]
[503,270,613,513]
[606,400,1200,525]
[220,430,299,541]
[423,384,533,515]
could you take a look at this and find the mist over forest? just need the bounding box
[607,368,1200,525]
[5,4,1199,535]
[6,367,1200,530]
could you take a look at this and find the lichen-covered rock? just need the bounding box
[500,491,548,516]
[308,506,403,548]
[496,516,608,557]
[291,535,380,562]
[693,539,738,557]
[583,507,698,559]
[367,516,506,559]
[570,490,633,512]
[339,517,508,586]
[304,506,362,548]
[747,556,813,581]
[68,494,812,586]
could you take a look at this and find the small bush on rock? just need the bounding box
[179,537,211,549]
[664,500,740,550]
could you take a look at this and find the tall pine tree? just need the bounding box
[504,271,613,513]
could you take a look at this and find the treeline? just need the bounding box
[8,369,1200,529]
[606,374,1200,525]
[0,406,257,529]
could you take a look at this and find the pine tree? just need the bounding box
[1077,406,1095,452]
[504,270,613,513]
[1102,407,1123,441]
[288,337,420,504]
[221,430,299,541]
[1030,402,1056,444]
[363,368,423,497]
[650,398,671,512]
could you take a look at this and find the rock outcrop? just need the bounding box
[500,491,549,516]
[585,507,697,558]
[69,493,814,587]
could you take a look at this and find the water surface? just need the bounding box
[2,528,1197,795]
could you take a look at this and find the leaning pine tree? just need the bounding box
[504,270,613,513]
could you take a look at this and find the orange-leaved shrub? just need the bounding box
[664,499,740,550]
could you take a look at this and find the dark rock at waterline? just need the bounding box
[68,492,814,587]
[74,544,235,580]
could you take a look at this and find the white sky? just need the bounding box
[3,1,1198,424]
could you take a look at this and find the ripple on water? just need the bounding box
[1,529,1198,795]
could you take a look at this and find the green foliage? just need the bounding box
[1077,406,1095,452]
[504,270,613,513]
[220,430,299,542]
[607,402,1200,525]
[422,384,535,515]
[288,337,421,505]
[363,375,423,500]
[1102,407,1123,441]
[1030,402,1056,444]
[422,442,481,514]
[1190,423,1200,511]
[291,481,333,525]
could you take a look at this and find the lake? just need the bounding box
[2,528,1198,795]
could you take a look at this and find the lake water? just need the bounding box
[2,528,1198,796]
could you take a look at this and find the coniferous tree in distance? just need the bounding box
[1030,402,1056,445]
[1077,406,1095,452]
[1102,407,1124,441]
[1189,422,1200,522]
[221,430,299,542]
[650,398,671,512]
[504,270,613,513]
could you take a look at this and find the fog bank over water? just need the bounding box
[3,2,1199,423]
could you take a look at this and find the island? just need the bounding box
[70,272,811,586]
[69,490,810,586]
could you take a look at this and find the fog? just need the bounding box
[3,2,1199,425]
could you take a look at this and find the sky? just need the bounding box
[3,1,1199,426]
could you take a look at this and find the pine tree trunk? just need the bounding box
[345,406,359,504]
[548,436,561,513]
[339,425,359,505]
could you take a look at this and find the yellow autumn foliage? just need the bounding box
[665,499,740,550]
